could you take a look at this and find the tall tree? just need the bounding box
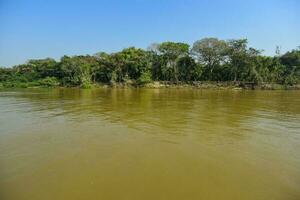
[191,38,228,80]
[226,39,261,82]
[280,49,300,84]
[59,55,98,87]
[27,58,58,78]
[157,42,189,81]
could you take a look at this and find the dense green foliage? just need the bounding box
[1,38,300,88]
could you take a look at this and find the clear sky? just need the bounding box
[0,0,299,67]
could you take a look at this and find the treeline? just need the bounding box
[0,38,300,88]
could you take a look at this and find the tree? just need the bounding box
[27,58,58,78]
[1,38,300,88]
[94,52,115,83]
[157,42,189,81]
[280,49,300,84]
[59,55,98,87]
[176,55,199,81]
[107,47,152,83]
[226,39,261,82]
[0,68,14,82]
[191,38,228,80]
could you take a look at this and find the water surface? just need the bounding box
[0,88,300,200]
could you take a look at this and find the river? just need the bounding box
[0,88,300,200]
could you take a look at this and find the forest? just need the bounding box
[0,38,300,88]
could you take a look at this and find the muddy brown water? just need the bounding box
[0,88,300,200]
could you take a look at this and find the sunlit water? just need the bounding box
[0,88,300,200]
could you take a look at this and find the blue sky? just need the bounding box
[0,0,299,67]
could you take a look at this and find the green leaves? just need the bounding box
[1,38,299,88]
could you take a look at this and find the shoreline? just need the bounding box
[111,82,300,90]
[1,81,300,90]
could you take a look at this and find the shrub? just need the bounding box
[37,77,60,87]
[80,79,92,89]
[137,71,152,85]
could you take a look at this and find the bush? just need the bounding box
[80,79,92,89]
[37,77,60,87]
[137,71,152,85]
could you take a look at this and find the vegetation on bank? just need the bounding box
[0,38,300,89]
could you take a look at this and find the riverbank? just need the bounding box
[1,81,300,90]
[95,81,300,90]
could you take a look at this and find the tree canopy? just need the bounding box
[1,38,299,88]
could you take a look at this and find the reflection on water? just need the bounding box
[0,88,300,200]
